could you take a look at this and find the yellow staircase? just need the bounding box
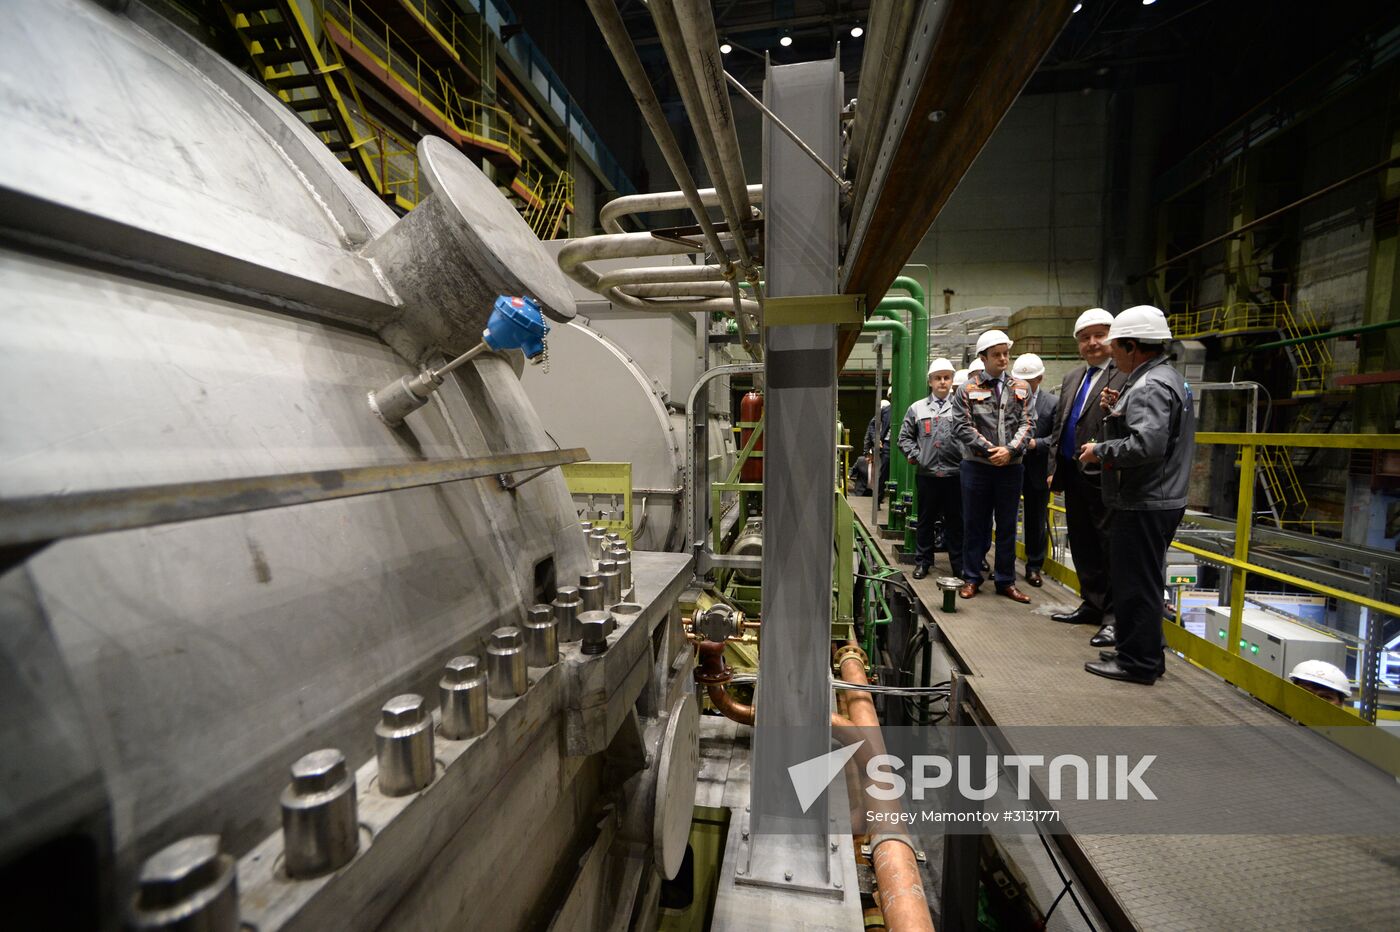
[524,171,574,240]
[1255,445,1309,528]
[219,0,379,192]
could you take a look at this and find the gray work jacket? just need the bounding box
[898,393,961,477]
[1096,354,1196,510]
[951,370,1035,464]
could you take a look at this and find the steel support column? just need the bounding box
[745,55,843,887]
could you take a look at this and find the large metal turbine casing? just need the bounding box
[520,319,735,551]
[0,2,693,929]
[527,246,738,552]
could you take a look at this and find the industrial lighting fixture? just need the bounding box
[1142,0,1156,5]
[1072,2,1083,11]
[720,41,732,54]
[850,24,864,38]
[779,33,793,47]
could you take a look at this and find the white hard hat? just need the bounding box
[1073,307,1115,335]
[968,358,985,374]
[975,329,1013,355]
[1288,660,1351,699]
[1108,305,1172,343]
[927,357,954,376]
[952,369,969,386]
[1011,353,1045,380]
[880,398,890,408]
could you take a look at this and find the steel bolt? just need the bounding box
[374,694,434,796]
[587,528,606,562]
[280,749,358,878]
[578,573,604,613]
[784,869,793,882]
[130,835,239,931]
[552,587,582,641]
[580,610,610,655]
[439,655,488,740]
[607,547,633,592]
[524,605,559,667]
[597,562,622,607]
[486,627,528,698]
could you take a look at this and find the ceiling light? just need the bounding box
[1142,0,1156,5]
[720,42,732,54]
[850,25,863,38]
[779,33,793,47]
[1072,2,1083,11]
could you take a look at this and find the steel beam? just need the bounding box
[744,55,843,889]
[840,0,1074,365]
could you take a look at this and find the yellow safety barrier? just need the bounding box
[1025,432,1400,775]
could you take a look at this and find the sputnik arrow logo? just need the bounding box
[787,741,865,813]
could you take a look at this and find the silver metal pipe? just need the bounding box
[663,0,757,256]
[556,233,761,316]
[583,0,750,330]
[485,628,528,699]
[600,185,763,235]
[438,655,488,740]
[594,264,725,291]
[685,364,765,570]
[724,72,848,192]
[373,694,434,797]
[620,281,735,298]
[280,749,359,878]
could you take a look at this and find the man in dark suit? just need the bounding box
[1011,353,1057,587]
[862,398,892,503]
[1047,309,1129,647]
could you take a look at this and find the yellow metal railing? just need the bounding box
[319,0,547,207]
[353,111,420,210]
[1031,432,1400,775]
[524,170,574,239]
[391,0,486,79]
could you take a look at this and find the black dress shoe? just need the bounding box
[1026,569,1043,587]
[981,559,991,573]
[912,564,928,580]
[1088,624,1116,647]
[1051,605,1101,625]
[1099,650,1167,676]
[1083,659,1157,685]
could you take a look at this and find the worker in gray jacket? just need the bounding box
[1077,305,1196,684]
[898,357,962,580]
[952,329,1036,602]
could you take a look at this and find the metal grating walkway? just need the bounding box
[855,505,1400,931]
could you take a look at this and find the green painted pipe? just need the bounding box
[878,295,929,501]
[869,311,911,493]
[1248,317,1400,351]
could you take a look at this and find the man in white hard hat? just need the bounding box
[1010,353,1058,587]
[1047,308,1129,648]
[1288,660,1352,707]
[952,329,1036,603]
[1077,305,1196,684]
[898,358,963,580]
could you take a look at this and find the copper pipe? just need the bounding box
[696,641,853,728]
[838,651,934,932]
[706,682,756,725]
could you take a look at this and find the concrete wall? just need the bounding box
[905,90,1109,316]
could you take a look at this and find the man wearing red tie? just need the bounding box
[1046,309,1129,648]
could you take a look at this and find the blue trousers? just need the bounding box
[961,460,1023,588]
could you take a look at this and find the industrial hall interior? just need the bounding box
[7,0,1400,930]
